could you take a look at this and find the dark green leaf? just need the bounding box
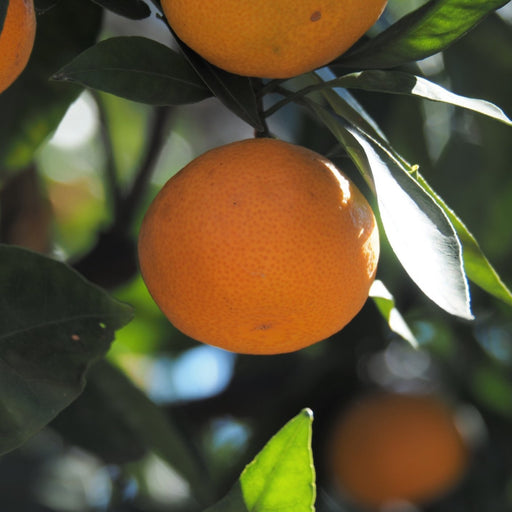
[205,409,315,512]
[370,280,418,347]
[175,36,264,131]
[308,101,473,319]
[0,0,103,174]
[90,0,150,19]
[53,36,211,106]
[334,0,510,69]
[86,360,213,503]
[0,0,7,35]
[51,363,148,464]
[320,71,512,125]
[0,245,133,455]
[417,174,512,306]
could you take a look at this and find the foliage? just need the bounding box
[0,0,511,511]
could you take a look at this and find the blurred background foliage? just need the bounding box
[0,1,511,511]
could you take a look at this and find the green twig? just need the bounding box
[94,92,122,221]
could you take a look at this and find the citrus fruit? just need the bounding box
[329,393,469,509]
[0,0,36,94]
[160,0,388,78]
[138,138,379,355]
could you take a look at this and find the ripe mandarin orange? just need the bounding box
[329,393,469,509]
[138,138,379,355]
[0,0,36,94]
[160,0,387,78]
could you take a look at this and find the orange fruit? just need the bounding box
[329,393,469,509]
[138,138,379,355]
[0,0,36,94]
[160,0,388,78]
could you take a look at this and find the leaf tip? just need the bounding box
[301,408,314,421]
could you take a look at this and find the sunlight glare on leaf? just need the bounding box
[370,280,418,347]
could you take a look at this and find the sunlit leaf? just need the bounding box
[90,0,150,19]
[370,280,418,347]
[308,71,510,308]
[0,0,103,174]
[0,245,133,455]
[319,71,512,126]
[53,37,211,106]
[417,174,512,306]
[307,102,472,320]
[205,409,315,512]
[334,0,510,69]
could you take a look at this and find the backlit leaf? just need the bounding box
[308,102,473,320]
[320,71,512,126]
[417,174,512,306]
[205,409,315,512]
[370,280,418,347]
[334,0,510,69]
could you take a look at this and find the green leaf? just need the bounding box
[51,362,149,464]
[0,0,103,174]
[308,102,473,320]
[90,0,151,19]
[417,174,512,306]
[334,0,510,69]
[370,280,418,347]
[0,245,133,455]
[53,36,211,106]
[306,71,510,308]
[205,409,316,512]
[473,365,512,418]
[175,36,264,131]
[320,71,512,126]
[60,359,213,502]
[0,0,7,35]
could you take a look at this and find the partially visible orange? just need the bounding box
[329,393,469,509]
[138,138,379,355]
[0,0,36,94]
[161,0,388,78]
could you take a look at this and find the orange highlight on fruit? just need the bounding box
[0,0,36,94]
[161,0,388,78]
[329,393,469,509]
[138,138,379,355]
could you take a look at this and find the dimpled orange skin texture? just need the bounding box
[0,0,36,94]
[329,393,469,509]
[138,138,379,355]
[160,0,387,78]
